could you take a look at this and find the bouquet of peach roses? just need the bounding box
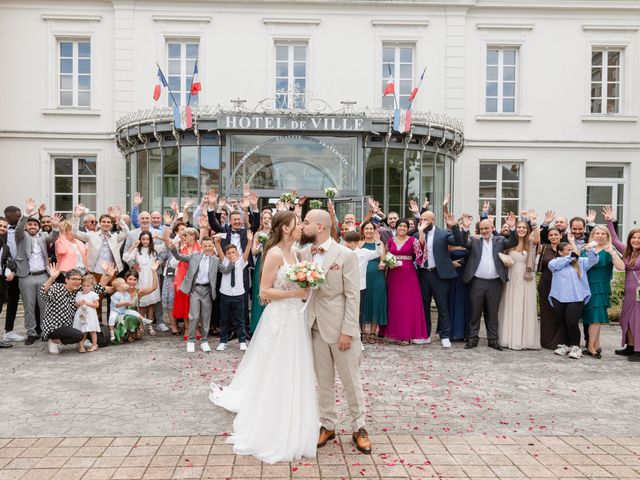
[286,261,326,289]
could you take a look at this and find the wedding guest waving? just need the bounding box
[462,212,518,350]
[55,220,88,278]
[581,226,624,359]
[549,242,599,359]
[498,210,541,350]
[537,227,565,349]
[604,206,640,362]
[384,218,428,345]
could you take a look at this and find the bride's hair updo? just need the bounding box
[263,210,297,259]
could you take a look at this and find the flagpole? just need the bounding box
[187,59,197,107]
[156,62,179,108]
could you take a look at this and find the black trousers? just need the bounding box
[418,268,451,339]
[49,326,84,345]
[3,279,20,333]
[552,298,583,347]
[220,294,246,343]
[467,277,503,342]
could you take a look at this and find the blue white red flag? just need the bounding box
[153,67,168,102]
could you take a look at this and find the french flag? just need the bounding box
[190,62,201,96]
[153,67,168,102]
[408,66,427,104]
[383,72,395,97]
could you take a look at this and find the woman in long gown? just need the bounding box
[604,206,640,361]
[498,213,541,350]
[360,221,387,342]
[537,227,565,349]
[249,210,272,333]
[448,246,469,341]
[210,211,318,463]
[384,218,427,343]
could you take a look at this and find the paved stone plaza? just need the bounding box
[1,322,639,479]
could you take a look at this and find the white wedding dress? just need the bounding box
[209,248,318,463]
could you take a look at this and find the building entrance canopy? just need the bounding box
[116,104,463,219]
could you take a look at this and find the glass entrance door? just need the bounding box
[586,182,624,234]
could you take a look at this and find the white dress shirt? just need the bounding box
[474,237,500,280]
[28,235,46,272]
[195,254,212,285]
[312,238,333,266]
[219,257,246,296]
[425,228,436,268]
[355,245,382,290]
[7,226,17,257]
[230,230,242,252]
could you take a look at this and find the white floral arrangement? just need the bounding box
[324,187,337,199]
[279,192,295,203]
[257,232,270,244]
[308,199,323,209]
[382,252,398,268]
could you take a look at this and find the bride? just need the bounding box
[209,210,318,463]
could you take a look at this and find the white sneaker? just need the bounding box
[425,336,432,344]
[186,341,196,353]
[141,318,153,325]
[156,323,170,332]
[200,342,211,353]
[84,340,93,348]
[441,338,452,348]
[47,340,60,355]
[568,345,582,359]
[110,332,115,342]
[554,344,570,356]
[239,342,248,351]
[216,343,228,352]
[4,331,25,342]
[410,339,429,345]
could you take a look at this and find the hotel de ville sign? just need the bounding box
[218,113,371,132]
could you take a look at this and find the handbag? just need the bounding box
[497,252,515,268]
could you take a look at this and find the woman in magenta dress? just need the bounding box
[384,218,427,344]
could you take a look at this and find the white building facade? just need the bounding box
[0,0,638,232]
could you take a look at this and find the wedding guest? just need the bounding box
[549,242,599,359]
[55,220,88,277]
[15,199,60,344]
[384,218,428,344]
[72,275,101,353]
[250,209,272,333]
[414,209,462,347]
[447,243,469,341]
[359,221,387,343]
[498,212,541,350]
[123,231,164,335]
[40,263,112,355]
[2,205,24,343]
[81,214,97,233]
[581,226,624,359]
[462,213,518,350]
[172,227,201,339]
[537,227,565,349]
[604,206,640,362]
[160,221,185,335]
[0,218,16,349]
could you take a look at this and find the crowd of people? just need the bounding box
[0,190,638,363]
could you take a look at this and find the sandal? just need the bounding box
[77,345,86,353]
[87,346,98,352]
[148,326,157,336]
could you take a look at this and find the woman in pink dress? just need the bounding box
[384,218,428,344]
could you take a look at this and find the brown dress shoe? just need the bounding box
[352,427,372,454]
[317,426,335,448]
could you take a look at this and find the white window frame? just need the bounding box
[57,38,92,109]
[51,156,98,217]
[166,39,200,107]
[585,163,627,233]
[484,46,519,114]
[478,161,524,224]
[381,43,415,110]
[590,46,625,115]
[274,41,308,110]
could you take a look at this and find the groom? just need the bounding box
[300,210,371,454]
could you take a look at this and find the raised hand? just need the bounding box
[51,213,63,229]
[38,203,47,217]
[163,210,173,225]
[443,193,450,208]
[444,212,456,227]
[47,262,60,279]
[218,196,227,210]
[327,199,335,216]
[74,204,86,218]
[527,209,538,224]
[275,201,286,212]
[198,215,209,230]
[408,199,419,214]
[248,191,259,208]
[367,197,377,210]
[133,192,143,207]
[239,197,249,210]
[182,199,195,212]
[133,240,141,249]
[112,206,122,219]
[543,210,555,225]
[520,209,528,220]
[151,260,160,271]
[417,219,429,233]
[461,213,473,230]
[170,198,179,214]
[208,189,218,207]
[297,195,308,206]
[26,198,37,216]
[602,206,615,222]
[567,233,576,245]
[423,196,430,210]
[586,209,597,224]
[506,211,517,229]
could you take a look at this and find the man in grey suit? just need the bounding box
[165,235,220,353]
[15,198,60,344]
[462,213,517,350]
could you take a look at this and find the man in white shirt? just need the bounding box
[462,214,517,350]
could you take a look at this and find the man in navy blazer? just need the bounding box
[462,213,518,350]
[413,210,463,347]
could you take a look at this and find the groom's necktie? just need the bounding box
[311,246,326,255]
[230,263,236,288]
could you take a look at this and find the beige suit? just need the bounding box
[300,239,366,431]
[72,218,129,273]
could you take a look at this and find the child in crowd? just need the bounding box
[342,230,384,334]
[215,233,253,352]
[109,278,132,341]
[72,275,101,353]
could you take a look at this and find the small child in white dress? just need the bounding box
[73,275,101,353]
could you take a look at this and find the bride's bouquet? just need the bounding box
[286,261,326,289]
[257,232,270,245]
[382,252,398,268]
[324,187,337,199]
